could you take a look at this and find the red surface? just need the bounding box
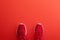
[0,0,60,40]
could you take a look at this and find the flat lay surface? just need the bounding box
[0,0,60,40]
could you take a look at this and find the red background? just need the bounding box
[0,0,60,40]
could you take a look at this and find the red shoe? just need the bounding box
[16,23,27,40]
[34,23,43,40]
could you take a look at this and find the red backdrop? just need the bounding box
[0,0,60,40]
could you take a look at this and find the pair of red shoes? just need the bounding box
[16,23,43,40]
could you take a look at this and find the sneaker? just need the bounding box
[16,23,27,40]
[34,23,43,40]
